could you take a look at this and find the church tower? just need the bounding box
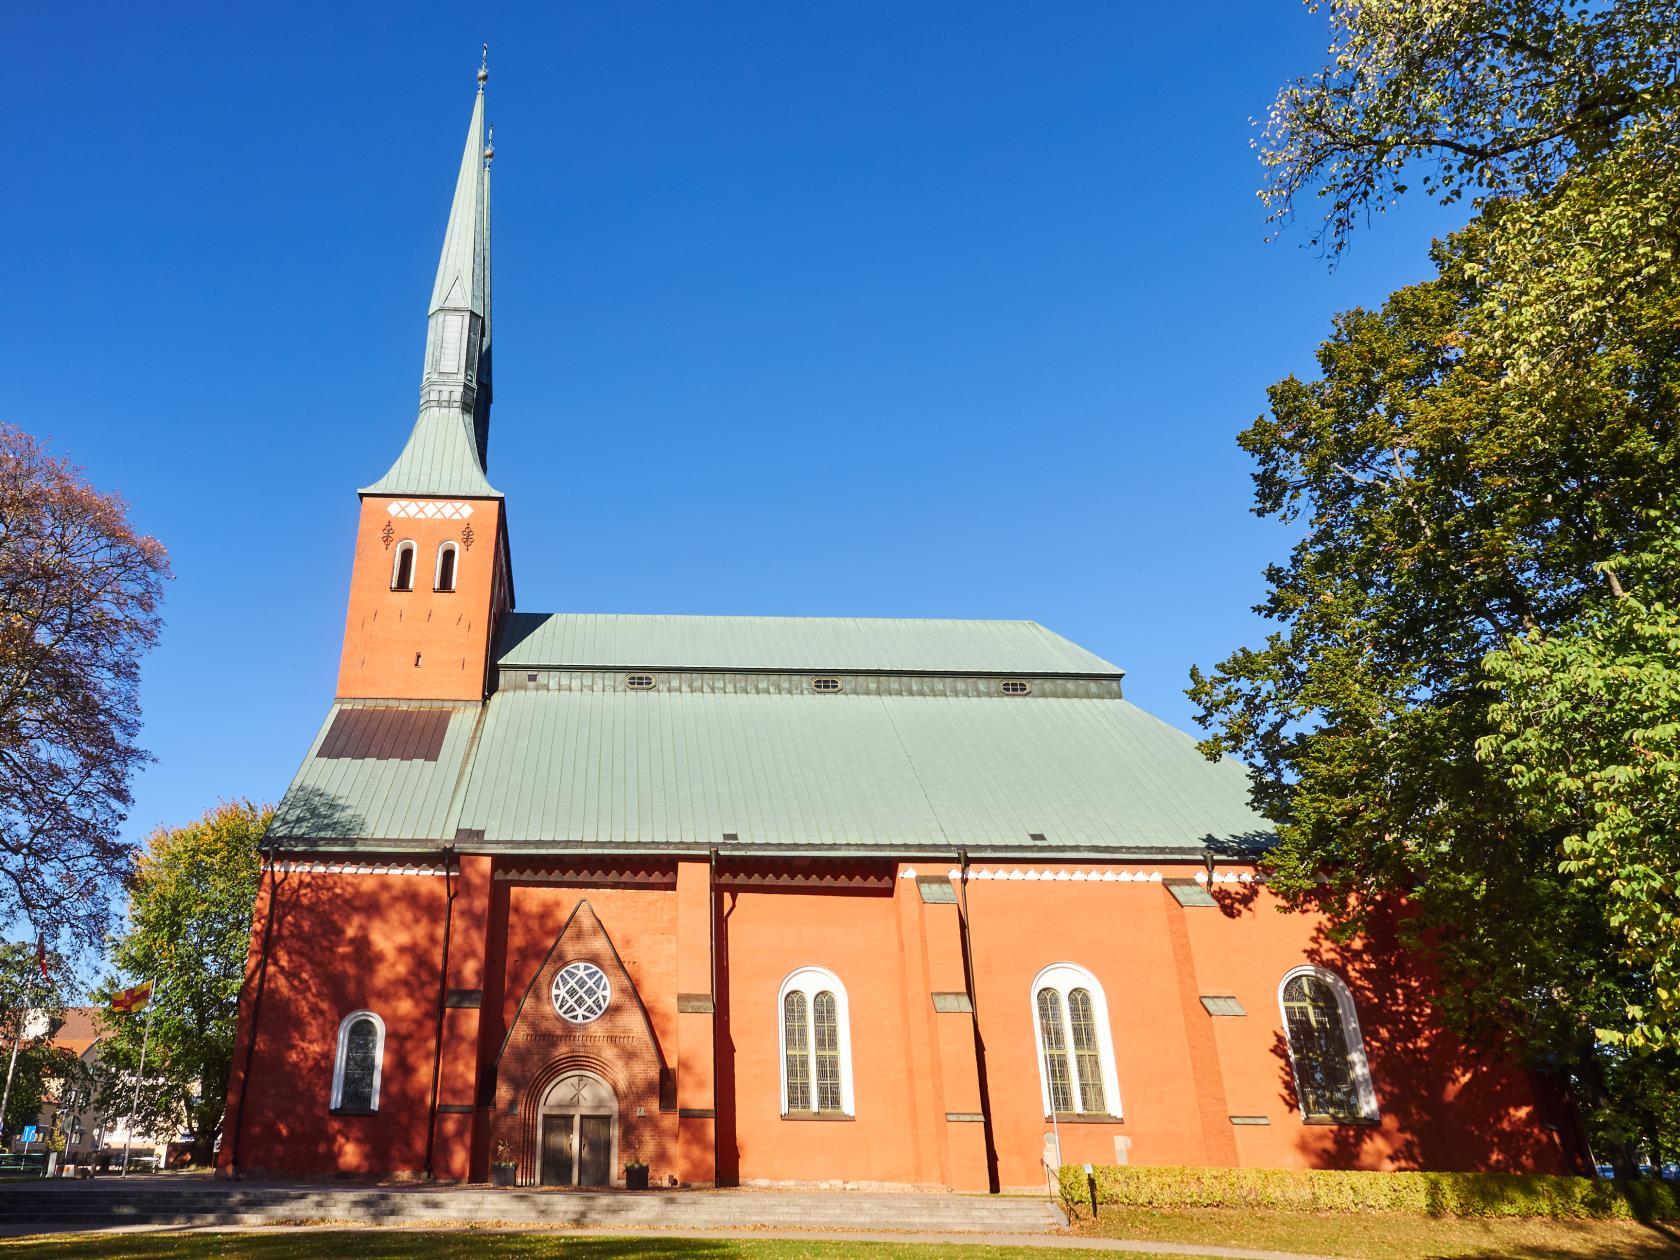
[336,57,512,702]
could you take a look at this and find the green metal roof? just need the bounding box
[496,613,1122,676]
[361,406,500,499]
[269,700,482,842]
[269,641,1269,859]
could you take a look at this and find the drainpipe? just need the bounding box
[957,848,1000,1193]
[424,845,459,1180]
[709,846,720,1187]
[229,848,278,1177]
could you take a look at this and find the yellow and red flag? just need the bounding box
[109,982,153,1015]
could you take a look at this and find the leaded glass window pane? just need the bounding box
[1283,974,1360,1120]
[1036,987,1073,1114]
[813,991,842,1113]
[783,991,811,1112]
[1068,988,1106,1114]
[340,1017,378,1111]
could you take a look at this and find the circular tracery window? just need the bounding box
[551,961,611,1024]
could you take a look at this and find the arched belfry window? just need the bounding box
[330,1010,386,1113]
[391,541,417,592]
[1279,966,1379,1123]
[434,541,459,592]
[1031,963,1121,1118]
[778,967,854,1116]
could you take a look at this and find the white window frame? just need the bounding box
[777,966,855,1116]
[1030,962,1122,1119]
[1277,964,1380,1123]
[390,540,418,591]
[434,540,460,592]
[330,1009,386,1112]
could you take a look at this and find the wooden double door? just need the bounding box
[540,1111,613,1186]
[537,1073,619,1187]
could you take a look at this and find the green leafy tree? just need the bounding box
[1479,519,1680,1054]
[1198,0,1680,1171]
[96,801,269,1163]
[1259,0,1680,256]
[0,940,76,1141]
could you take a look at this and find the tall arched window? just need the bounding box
[1031,963,1121,1118]
[330,1010,386,1113]
[1279,966,1379,1123]
[434,541,458,592]
[778,967,854,1116]
[391,541,417,591]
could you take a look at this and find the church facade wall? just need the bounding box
[221,855,1567,1186]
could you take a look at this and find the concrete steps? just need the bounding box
[6,1182,1063,1234]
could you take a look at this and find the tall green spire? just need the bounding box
[364,52,499,499]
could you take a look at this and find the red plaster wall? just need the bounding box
[719,881,943,1187]
[220,856,1563,1188]
[961,863,1565,1188]
[1179,879,1557,1173]
[336,497,506,701]
[219,866,449,1177]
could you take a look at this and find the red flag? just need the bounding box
[110,982,153,1015]
[34,936,48,983]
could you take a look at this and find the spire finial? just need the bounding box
[478,44,489,88]
[484,124,495,166]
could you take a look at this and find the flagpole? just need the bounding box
[0,1021,22,1149]
[121,982,160,1178]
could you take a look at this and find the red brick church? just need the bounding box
[219,63,1571,1190]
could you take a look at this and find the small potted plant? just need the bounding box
[624,1150,649,1191]
[490,1140,517,1187]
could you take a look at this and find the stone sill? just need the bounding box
[1046,1113,1123,1125]
[781,1112,855,1122]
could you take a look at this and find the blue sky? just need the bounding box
[7,3,1462,850]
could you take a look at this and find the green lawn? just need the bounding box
[1068,1203,1680,1259]
[0,1234,1152,1260]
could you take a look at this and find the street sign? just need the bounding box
[19,1126,36,1143]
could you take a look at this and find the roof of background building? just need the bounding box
[51,1007,101,1057]
[268,614,1270,859]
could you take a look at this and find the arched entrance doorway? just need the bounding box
[538,1071,618,1187]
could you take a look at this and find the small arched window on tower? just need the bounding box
[1279,966,1379,1123]
[434,541,459,592]
[391,541,417,592]
[330,1010,386,1114]
[779,967,854,1117]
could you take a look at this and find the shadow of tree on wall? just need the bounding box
[1260,895,1556,1173]
[232,787,455,1178]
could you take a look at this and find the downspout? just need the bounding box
[424,845,459,1180]
[709,845,720,1186]
[229,847,278,1177]
[957,848,1000,1193]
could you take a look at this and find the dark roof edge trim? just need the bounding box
[262,841,1273,863]
[493,663,1128,681]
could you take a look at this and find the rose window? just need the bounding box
[552,961,611,1024]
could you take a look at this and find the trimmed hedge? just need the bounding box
[1056,1164,1680,1221]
